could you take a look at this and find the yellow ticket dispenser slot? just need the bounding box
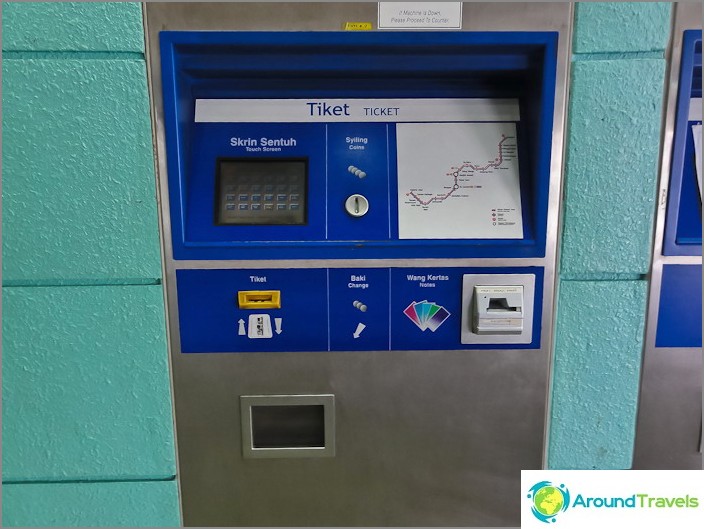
[237,290,281,309]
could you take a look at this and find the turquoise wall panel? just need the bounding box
[548,280,647,469]
[573,2,672,54]
[2,480,180,527]
[560,58,665,278]
[2,285,175,481]
[548,2,669,473]
[1,2,144,53]
[2,59,162,285]
[2,2,179,525]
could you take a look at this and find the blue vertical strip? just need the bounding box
[663,30,703,256]
[655,264,703,347]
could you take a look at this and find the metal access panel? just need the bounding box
[634,3,703,471]
[145,3,571,526]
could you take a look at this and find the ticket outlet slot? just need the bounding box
[240,395,335,459]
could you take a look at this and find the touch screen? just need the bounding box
[216,159,307,225]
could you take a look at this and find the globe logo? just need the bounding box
[527,481,570,523]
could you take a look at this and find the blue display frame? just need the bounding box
[160,31,558,260]
[663,30,702,256]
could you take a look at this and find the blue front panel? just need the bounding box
[328,268,390,350]
[177,266,543,352]
[327,123,391,241]
[160,31,558,261]
[390,269,466,351]
[177,268,329,353]
[390,267,543,350]
[185,120,530,247]
[188,123,326,242]
[655,264,703,348]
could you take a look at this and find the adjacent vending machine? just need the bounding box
[145,3,571,525]
[634,3,702,471]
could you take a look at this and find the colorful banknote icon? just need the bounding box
[403,300,450,332]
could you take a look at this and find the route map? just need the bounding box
[397,122,524,239]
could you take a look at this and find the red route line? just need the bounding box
[406,135,513,206]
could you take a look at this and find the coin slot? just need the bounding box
[344,194,369,217]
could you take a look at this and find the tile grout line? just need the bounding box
[3,279,163,288]
[572,50,665,62]
[2,50,145,60]
[3,476,177,485]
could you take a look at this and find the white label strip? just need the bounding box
[689,97,702,122]
[195,98,519,123]
[378,2,462,29]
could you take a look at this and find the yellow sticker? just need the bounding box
[344,22,373,31]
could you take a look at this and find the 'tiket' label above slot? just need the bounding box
[195,98,520,123]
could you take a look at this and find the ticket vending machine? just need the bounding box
[634,3,703,470]
[145,3,571,525]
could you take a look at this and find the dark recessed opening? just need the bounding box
[488,297,519,311]
[251,405,325,448]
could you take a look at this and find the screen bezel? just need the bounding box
[214,157,309,226]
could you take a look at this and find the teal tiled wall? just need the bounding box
[2,1,145,52]
[2,59,161,284]
[547,3,671,469]
[2,481,181,527]
[2,285,175,481]
[1,2,179,526]
[560,58,666,278]
[573,2,672,54]
[548,281,648,469]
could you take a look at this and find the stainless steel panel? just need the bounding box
[633,2,703,471]
[144,2,573,525]
[174,349,547,526]
[633,347,702,469]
